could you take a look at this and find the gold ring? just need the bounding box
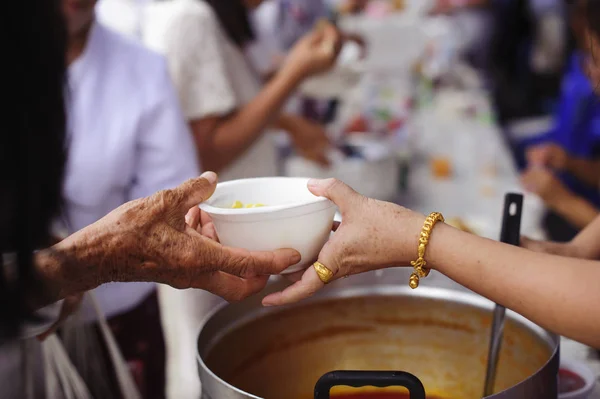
[313,261,334,284]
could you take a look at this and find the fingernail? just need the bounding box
[307,179,320,188]
[291,252,301,264]
[200,171,217,184]
[263,302,274,307]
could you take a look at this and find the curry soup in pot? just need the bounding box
[204,295,552,399]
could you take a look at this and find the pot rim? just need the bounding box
[197,284,560,399]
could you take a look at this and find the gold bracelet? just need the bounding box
[409,212,444,289]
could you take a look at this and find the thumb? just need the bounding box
[307,178,360,213]
[176,172,218,210]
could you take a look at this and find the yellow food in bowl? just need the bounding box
[230,201,266,209]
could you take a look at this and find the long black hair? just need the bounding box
[0,0,67,338]
[586,0,600,38]
[204,0,255,48]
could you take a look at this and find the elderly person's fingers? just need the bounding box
[193,272,271,302]
[185,206,219,240]
[262,266,324,306]
[212,246,301,278]
[185,206,201,230]
[176,171,218,211]
[200,209,219,241]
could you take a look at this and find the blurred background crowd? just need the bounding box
[5,0,600,398]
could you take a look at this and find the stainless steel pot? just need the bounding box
[197,272,559,399]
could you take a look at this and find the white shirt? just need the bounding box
[247,1,284,76]
[97,0,278,182]
[62,20,199,319]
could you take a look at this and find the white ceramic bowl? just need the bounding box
[559,358,597,399]
[199,177,336,274]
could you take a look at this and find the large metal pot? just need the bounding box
[197,271,559,399]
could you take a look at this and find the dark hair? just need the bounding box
[204,0,255,48]
[0,0,67,338]
[586,0,600,39]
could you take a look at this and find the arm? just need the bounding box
[565,157,600,188]
[545,190,599,229]
[27,174,301,312]
[527,142,600,189]
[191,67,304,173]
[178,18,339,172]
[264,178,600,348]
[571,214,600,259]
[523,202,600,260]
[30,230,108,310]
[521,167,599,229]
[426,224,600,348]
[273,113,331,166]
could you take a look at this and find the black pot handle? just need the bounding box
[314,370,426,399]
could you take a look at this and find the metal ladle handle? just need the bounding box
[314,370,426,399]
[483,193,523,397]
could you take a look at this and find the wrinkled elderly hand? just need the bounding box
[263,178,424,306]
[46,172,300,304]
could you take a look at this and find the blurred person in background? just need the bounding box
[97,0,341,397]
[520,0,600,241]
[259,0,600,352]
[269,0,366,123]
[490,0,569,126]
[41,0,199,397]
[429,0,495,72]
[521,146,600,232]
[431,0,567,81]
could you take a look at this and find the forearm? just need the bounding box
[30,228,108,310]
[274,113,305,136]
[426,223,600,348]
[200,69,303,172]
[566,157,600,188]
[572,214,600,259]
[546,192,599,229]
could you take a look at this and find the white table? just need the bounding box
[397,89,547,241]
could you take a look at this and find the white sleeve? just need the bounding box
[128,59,200,201]
[163,5,238,120]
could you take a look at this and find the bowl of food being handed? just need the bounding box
[199,177,337,274]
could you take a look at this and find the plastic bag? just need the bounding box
[40,292,141,399]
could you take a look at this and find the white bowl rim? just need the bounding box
[199,177,332,216]
[558,357,597,399]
